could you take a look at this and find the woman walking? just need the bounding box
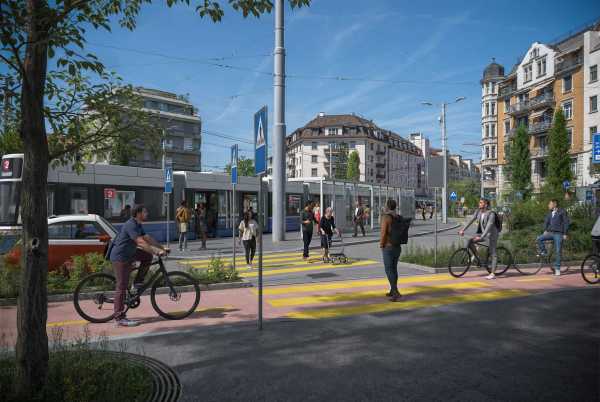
[176,200,191,252]
[238,212,258,269]
[319,207,339,261]
[194,202,208,250]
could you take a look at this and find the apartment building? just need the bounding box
[583,30,600,181]
[286,113,425,192]
[127,87,202,171]
[483,21,600,200]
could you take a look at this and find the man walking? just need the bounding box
[353,201,365,237]
[380,199,404,301]
[194,202,207,250]
[536,199,569,276]
[459,198,499,279]
[301,201,317,260]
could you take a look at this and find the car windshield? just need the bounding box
[0,182,20,226]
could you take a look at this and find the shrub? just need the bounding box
[0,259,20,299]
[188,256,240,284]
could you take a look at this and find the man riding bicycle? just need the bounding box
[536,199,569,276]
[458,198,500,280]
[109,204,169,327]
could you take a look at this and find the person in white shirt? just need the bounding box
[238,212,258,269]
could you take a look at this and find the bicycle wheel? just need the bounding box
[73,272,120,323]
[448,248,471,278]
[487,246,512,276]
[581,254,600,284]
[150,271,201,320]
[512,248,543,275]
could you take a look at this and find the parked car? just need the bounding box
[5,214,118,272]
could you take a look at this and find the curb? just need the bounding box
[171,223,462,261]
[0,279,253,307]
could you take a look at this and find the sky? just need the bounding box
[79,0,598,170]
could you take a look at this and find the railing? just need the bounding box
[481,158,497,166]
[499,85,517,97]
[507,101,529,115]
[375,150,386,156]
[528,93,554,109]
[528,120,552,135]
[376,173,386,179]
[375,162,386,168]
[531,147,548,158]
[555,56,583,74]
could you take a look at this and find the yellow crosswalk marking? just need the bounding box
[515,277,553,282]
[181,251,303,265]
[286,289,528,319]
[268,282,490,307]
[255,274,455,296]
[189,256,325,271]
[240,260,378,278]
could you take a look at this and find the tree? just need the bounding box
[225,156,255,176]
[346,150,360,182]
[545,109,573,195]
[448,178,479,213]
[334,143,349,180]
[508,123,531,197]
[0,0,310,396]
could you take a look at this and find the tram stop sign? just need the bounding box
[104,188,116,199]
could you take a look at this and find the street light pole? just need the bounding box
[441,102,448,224]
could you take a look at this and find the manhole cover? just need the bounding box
[307,272,338,279]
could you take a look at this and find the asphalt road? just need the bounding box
[113,286,600,402]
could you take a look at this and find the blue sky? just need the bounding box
[81,0,597,170]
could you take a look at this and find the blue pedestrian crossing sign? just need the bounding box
[449,191,458,201]
[254,106,268,175]
[593,133,600,164]
[231,144,238,185]
[164,166,173,194]
[563,180,570,190]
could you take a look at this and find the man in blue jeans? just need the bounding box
[380,199,402,302]
[536,199,569,276]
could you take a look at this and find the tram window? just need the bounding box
[105,190,136,220]
[286,195,301,216]
[70,187,88,214]
[137,189,164,220]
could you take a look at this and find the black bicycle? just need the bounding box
[512,240,569,275]
[448,241,513,278]
[74,256,200,323]
[580,253,600,284]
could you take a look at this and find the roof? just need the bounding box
[482,58,505,82]
[48,214,100,223]
[303,114,378,129]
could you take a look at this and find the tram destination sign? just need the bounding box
[1,157,23,179]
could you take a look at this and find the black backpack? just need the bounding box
[389,215,411,247]
[493,211,503,233]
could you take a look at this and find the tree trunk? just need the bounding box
[15,0,50,397]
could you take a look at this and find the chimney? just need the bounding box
[318,112,325,117]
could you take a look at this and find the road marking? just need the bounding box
[268,282,490,307]
[46,306,235,328]
[181,251,303,265]
[240,260,378,278]
[286,289,528,319]
[255,274,455,296]
[189,256,331,271]
[515,277,554,282]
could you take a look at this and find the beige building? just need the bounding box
[482,21,599,200]
[286,113,426,192]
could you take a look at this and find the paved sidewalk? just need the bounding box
[166,218,460,260]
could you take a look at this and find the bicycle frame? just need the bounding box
[127,257,174,301]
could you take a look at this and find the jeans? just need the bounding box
[302,230,313,258]
[243,237,256,265]
[179,231,188,250]
[112,249,152,320]
[537,232,563,270]
[382,246,402,293]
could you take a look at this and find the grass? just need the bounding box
[0,328,153,402]
[400,242,462,268]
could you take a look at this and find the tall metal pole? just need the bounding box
[330,144,334,210]
[441,103,448,224]
[232,184,236,271]
[258,175,264,330]
[272,0,286,242]
[434,187,438,266]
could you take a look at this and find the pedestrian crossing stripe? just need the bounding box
[186,255,314,269]
[268,282,490,307]
[515,277,554,282]
[240,260,378,278]
[191,257,352,272]
[181,252,304,266]
[286,289,529,319]
[254,274,454,296]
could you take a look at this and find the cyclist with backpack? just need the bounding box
[458,198,500,279]
[380,199,411,301]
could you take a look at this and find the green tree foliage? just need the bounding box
[0,0,310,397]
[545,109,573,195]
[334,143,349,180]
[346,150,360,181]
[0,127,23,156]
[508,123,531,196]
[225,156,255,176]
[448,178,480,211]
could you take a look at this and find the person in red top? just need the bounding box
[313,202,321,233]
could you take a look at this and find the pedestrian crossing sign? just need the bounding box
[254,106,268,175]
[449,191,457,201]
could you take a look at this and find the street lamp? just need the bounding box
[422,96,466,224]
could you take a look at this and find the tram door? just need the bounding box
[194,191,218,238]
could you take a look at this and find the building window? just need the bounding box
[485,103,490,116]
[183,137,193,151]
[563,75,572,92]
[562,101,573,120]
[504,120,510,135]
[491,145,496,159]
[311,142,317,150]
[485,124,490,138]
[491,123,496,138]
[591,95,598,113]
[524,64,533,82]
[311,155,317,163]
[570,158,577,176]
[311,168,318,177]
[350,141,356,149]
[567,127,573,146]
[326,128,337,136]
[591,126,598,144]
[485,147,490,159]
[504,99,509,112]
[591,65,598,83]
[491,82,496,93]
[370,143,374,151]
[537,56,547,77]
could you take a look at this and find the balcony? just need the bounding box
[376,173,386,179]
[528,120,552,135]
[507,101,530,116]
[499,84,517,98]
[528,93,554,110]
[555,56,583,74]
[375,162,386,168]
[482,179,496,188]
[481,158,497,166]
[531,147,548,158]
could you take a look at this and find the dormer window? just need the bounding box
[327,127,338,136]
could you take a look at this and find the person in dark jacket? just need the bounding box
[380,199,402,302]
[536,199,570,276]
[319,207,339,261]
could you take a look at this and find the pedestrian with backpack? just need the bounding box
[380,199,411,302]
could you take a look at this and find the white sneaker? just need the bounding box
[247,264,252,270]
[555,270,561,277]
[485,273,496,280]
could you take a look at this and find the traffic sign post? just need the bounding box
[231,145,238,273]
[593,134,600,164]
[563,180,571,191]
[254,106,268,331]
[164,164,173,250]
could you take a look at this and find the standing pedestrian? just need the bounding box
[239,211,258,269]
[536,199,570,276]
[301,201,317,260]
[429,204,435,220]
[380,199,405,302]
[421,203,427,220]
[314,202,321,234]
[176,200,191,252]
[320,207,339,261]
[353,201,365,237]
[194,202,207,250]
[364,205,371,226]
